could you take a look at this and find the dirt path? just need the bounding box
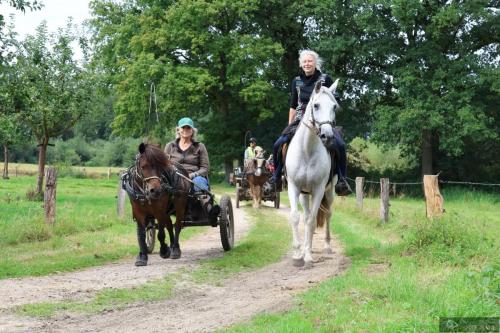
[0,200,350,333]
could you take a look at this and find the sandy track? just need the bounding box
[0,200,349,333]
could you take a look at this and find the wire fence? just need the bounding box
[346,176,500,187]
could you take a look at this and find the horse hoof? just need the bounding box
[171,247,181,259]
[292,257,305,267]
[135,253,148,266]
[304,261,314,269]
[160,245,171,259]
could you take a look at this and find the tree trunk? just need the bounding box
[421,129,433,176]
[2,144,9,179]
[35,136,49,195]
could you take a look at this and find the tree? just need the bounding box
[358,0,498,177]
[0,114,27,178]
[0,12,23,179]
[307,0,397,141]
[90,0,285,178]
[15,22,93,194]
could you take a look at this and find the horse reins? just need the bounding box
[301,89,336,137]
[123,155,183,203]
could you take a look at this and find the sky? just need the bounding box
[1,0,91,38]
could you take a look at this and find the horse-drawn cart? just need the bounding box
[144,191,235,254]
[232,166,280,209]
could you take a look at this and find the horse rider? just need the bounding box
[269,49,352,196]
[244,137,258,160]
[164,117,219,219]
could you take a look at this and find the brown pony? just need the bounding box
[122,143,190,266]
[244,147,270,208]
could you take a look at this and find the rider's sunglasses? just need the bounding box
[181,126,192,130]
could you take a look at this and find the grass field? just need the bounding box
[0,175,207,278]
[221,188,500,332]
[1,175,498,331]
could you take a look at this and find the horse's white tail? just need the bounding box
[316,193,330,228]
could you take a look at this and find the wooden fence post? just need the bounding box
[423,175,444,219]
[107,168,111,180]
[44,167,57,225]
[15,166,18,177]
[380,178,390,223]
[355,177,364,209]
[117,173,126,219]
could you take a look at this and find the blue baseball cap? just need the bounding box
[177,117,194,128]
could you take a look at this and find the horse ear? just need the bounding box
[329,79,339,94]
[139,143,146,154]
[314,80,322,93]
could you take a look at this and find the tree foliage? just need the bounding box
[14,22,94,193]
[87,0,499,181]
[354,0,498,176]
[90,0,286,172]
[8,0,478,183]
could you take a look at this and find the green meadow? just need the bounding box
[0,175,205,278]
[1,175,498,332]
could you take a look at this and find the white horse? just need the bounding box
[286,79,340,268]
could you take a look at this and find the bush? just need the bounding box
[54,163,85,178]
[86,137,140,167]
[45,137,144,167]
[47,140,81,166]
[349,137,417,174]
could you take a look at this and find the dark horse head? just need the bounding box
[136,142,170,201]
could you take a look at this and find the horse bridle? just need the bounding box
[131,154,170,203]
[301,90,336,136]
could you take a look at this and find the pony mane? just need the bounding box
[143,144,170,172]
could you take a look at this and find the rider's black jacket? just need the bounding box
[290,69,334,114]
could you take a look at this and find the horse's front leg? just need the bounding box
[287,182,303,266]
[157,216,171,259]
[134,215,148,266]
[257,184,263,207]
[248,181,258,209]
[303,189,325,268]
[171,199,186,259]
[299,192,311,261]
[253,185,261,208]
